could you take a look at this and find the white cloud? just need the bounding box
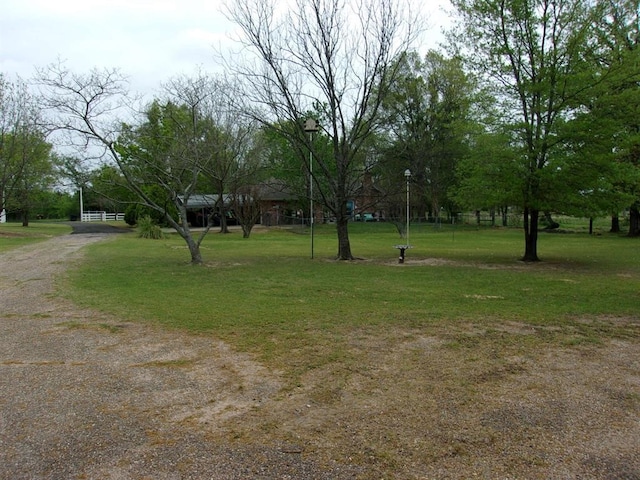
[1,0,452,97]
[1,0,236,95]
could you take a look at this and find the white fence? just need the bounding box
[81,211,125,222]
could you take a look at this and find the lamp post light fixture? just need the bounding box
[405,168,411,247]
[394,168,412,263]
[79,186,84,222]
[304,118,319,259]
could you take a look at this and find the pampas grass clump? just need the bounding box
[137,215,165,239]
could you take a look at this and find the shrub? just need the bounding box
[137,215,165,239]
[124,204,139,226]
[125,203,172,227]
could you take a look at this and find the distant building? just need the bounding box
[254,179,302,226]
[178,173,385,228]
[177,194,235,227]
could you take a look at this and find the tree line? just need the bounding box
[1,0,638,263]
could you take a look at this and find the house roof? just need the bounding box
[177,180,298,209]
[255,179,298,202]
[177,194,233,209]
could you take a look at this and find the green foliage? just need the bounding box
[117,101,202,195]
[124,199,172,227]
[30,190,76,220]
[1,76,39,210]
[1,131,54,224]
[0,75,61,226]
[85,164,133,212]
[136,215,165,239]
[450,0,613,260]
[261,117,340,208]
[583,0,640,233]
[378,50,477,218]
[260,122,308,198]
[123,204,138,226]
[454,130,521,210]
[115,83,262,261]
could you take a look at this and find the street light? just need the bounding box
[394,169,412,263]
[405,169,411,246]
[79,186,84,222]
[304,118,319,259]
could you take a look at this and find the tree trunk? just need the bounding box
[215,190,230,234]
[628,206,640,237]
[185,235,203,264]
[171,208,204,265]
[219,215,230,234]
[21,210,29,227]
[522,208,540,262]
[610,215,620,233]
[335,210,354,260]
[543,211,559,230]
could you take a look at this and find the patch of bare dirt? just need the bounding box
[240,325,639,479]
[0,234,358,479]
[1,233,639,479]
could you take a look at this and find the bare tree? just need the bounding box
[225,0,419,259]
[232,186,263,238]
[37,64,232,264]
[166,76,262,235]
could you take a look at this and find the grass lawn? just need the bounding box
[63,222,639,369]
[0,222,71,252]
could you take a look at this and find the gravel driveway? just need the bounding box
[0,231,358,479]
[2,227,640,479]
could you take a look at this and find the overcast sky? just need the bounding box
[1,0,452,98]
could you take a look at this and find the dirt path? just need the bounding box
[2,231,640,479]
[0,233,358,479]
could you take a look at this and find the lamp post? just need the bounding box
[304,118,319,259]
[405,169,411,246]
[394,169,412,263]
[79,186,84,222]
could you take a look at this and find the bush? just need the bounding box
[137,215,165,239]
[124,204,139,226]
[124,203,175,227]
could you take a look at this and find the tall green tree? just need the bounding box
[451,0,606,261]
[260,119,335,224]
[0,74,47,224]
[454,128,522,224]
[117,99,220,263]
[86,164,132,213]
[10,132,53,226]
[588,0,640,235]
[378,50,477,222]
[31,189,75,220]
